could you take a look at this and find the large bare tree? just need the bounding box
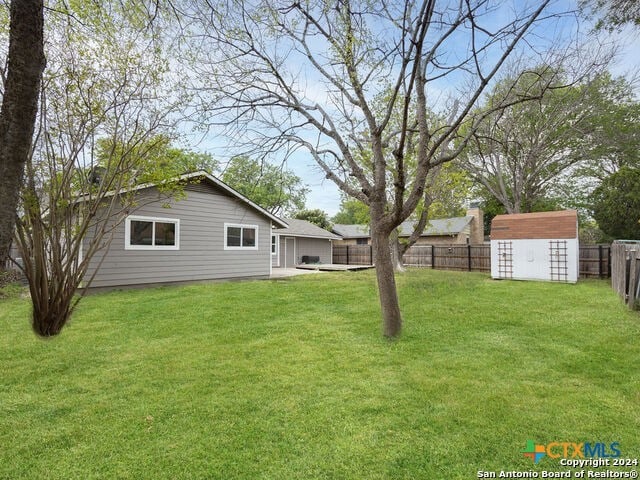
[0,0,45,270]
[183,0,573,337]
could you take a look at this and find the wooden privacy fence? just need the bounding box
[333,243,611,278]
[611,241,640,310]
[404,244,491,272]
[332,245,373,266]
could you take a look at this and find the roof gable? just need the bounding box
[193,172,288,228]
[78,171,288,228]
[490,210,578,240]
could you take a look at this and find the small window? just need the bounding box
[227,227,242,247]
[125,216,179,250]
[225,224,258,250]
[271,235,279,255]
[130,220,153,246]
[243,228,256,247]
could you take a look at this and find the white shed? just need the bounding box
[490,210,579,283]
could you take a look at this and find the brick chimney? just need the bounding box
[466,203,485,244]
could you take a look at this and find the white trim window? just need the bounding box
[125,215,180,250]
[271,234,279,256]
[224,223,258,250]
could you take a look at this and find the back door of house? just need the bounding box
[285,238,296,267]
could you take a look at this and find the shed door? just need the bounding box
[285,237,296,268]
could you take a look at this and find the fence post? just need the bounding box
[431,245,435,269]
[369,245,373,265]
[467,244,472,271]
[598,245,603,279]
[628,250,638,309]
[346,246,350,265]
[608,246,612,278]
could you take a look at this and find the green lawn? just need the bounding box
[1,270,638,479]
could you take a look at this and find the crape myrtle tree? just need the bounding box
[184,0,574,337]
[11,1,184,337]
[0,0,45,271]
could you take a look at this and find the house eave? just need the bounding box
[274,232,341,241]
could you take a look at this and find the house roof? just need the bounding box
[399,216,472,237]
[490,210,578,240]
[77,171,289,228]
[275,218,341,240]
[333,216,472,239]
[332,224,370,238]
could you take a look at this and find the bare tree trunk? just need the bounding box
[0,0,45,270]
[371,216,402,338]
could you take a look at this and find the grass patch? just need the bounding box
[1,269,638,479]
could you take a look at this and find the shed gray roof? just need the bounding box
[275,218,341,240]
[332,224,370,238]
[333,216,472,239]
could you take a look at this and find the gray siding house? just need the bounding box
[272,218,341,268]
[83,172,288,289]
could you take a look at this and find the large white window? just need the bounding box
[224,223,258,250]
[125,215,180,250]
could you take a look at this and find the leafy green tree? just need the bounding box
[577,99,640,181]
[591,167,640,240]
[95,135,219,183]
[423,163,473,219]
[333,197,370,225]
[580,0,640,31]
[294,209,332,230]
[221,156,308,215]
[461,69,635,214]
[476,187,563,235]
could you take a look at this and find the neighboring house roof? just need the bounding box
[275,218,341,240]
[77,170,288,228]
[490,210,578,240]
[333,216,472,239]
[332,224,370,239]
[398,216,472,237]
